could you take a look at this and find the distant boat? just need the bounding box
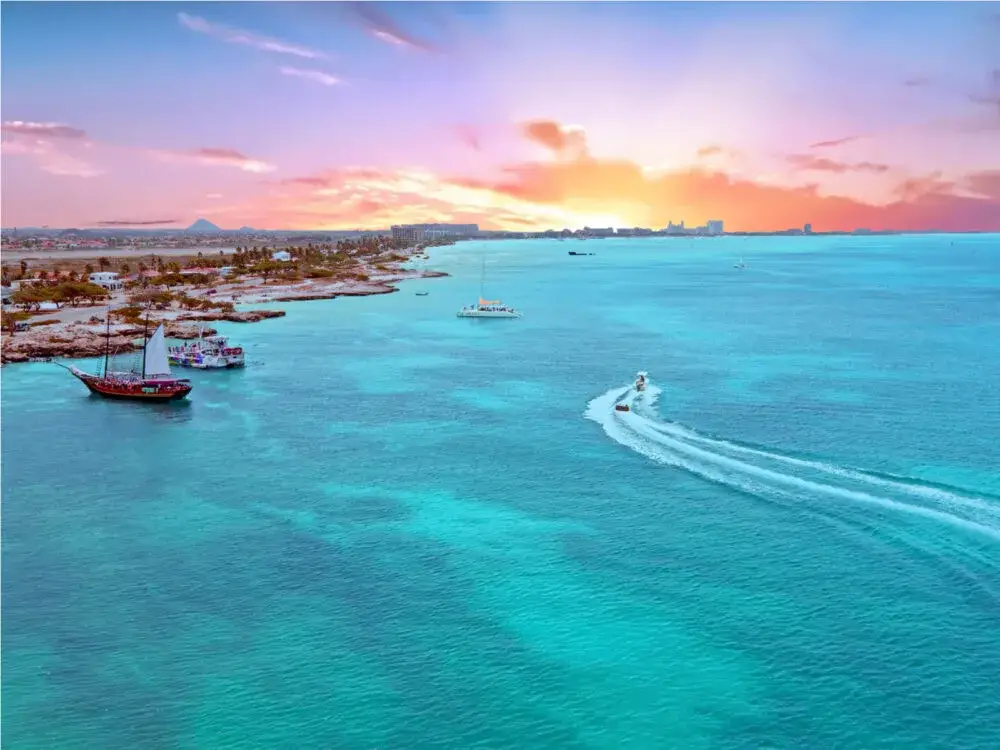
[67,313,192,401]
[415,291,429,296]
[568,251,595,256]
[456,256,521,319]
[734,257,748,269]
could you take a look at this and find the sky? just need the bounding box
[2,1,999,232]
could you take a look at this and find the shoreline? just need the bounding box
[1,254,451,364]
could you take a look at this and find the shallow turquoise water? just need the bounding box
[3,234,1000,748]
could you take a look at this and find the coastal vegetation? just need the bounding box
[2,233,451,363]
[9,281,110,311]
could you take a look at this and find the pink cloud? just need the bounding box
[177,12,326,60]
[148,147,276,173]
[1,121,87,139]
[95,219,178,226]
[1,121,103,177]
[279,66,342,87]
[809,135,862,149]
[787,154,890,174]
[523,120,588,159]
[457,125,482,152]
[346,2,437,52]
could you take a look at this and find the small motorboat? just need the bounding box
[416,291,429,296]
[635,371,648,391]
[615,404,630,412]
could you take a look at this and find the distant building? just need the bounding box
[706,220,724,235]
[391,223,479,243]
[271,250,292,262]
[804,223,812,234]
[219,266,235,277]
[392,225,425,243]
[88,271,124,291]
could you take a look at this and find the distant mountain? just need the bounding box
[238,226,255,232]
[187,218,222,232]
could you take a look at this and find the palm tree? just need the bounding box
[98,257,110,271]
[120,263,130,275]
[19,260,28,279]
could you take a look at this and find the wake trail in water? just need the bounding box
[585,385,1000,544]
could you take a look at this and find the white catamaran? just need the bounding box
[456,256,522,319]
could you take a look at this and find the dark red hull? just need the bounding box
[73,371,192,401]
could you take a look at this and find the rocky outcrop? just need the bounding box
[177,309,286,323]
[1,322,217,363]
[333,285,399,297]
[271,293,340,302]
[271,286,398,302]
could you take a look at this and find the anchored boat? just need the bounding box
[456,256,522,319]
[169,329,245,369]
[68,313,192,401]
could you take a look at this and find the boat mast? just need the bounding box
[480,255,485,300]
[141,306,149,378]
[102,305,111,377]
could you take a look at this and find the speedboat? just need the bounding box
[635,371,648,391]
[615,404,630,412]
[416,291,429,296]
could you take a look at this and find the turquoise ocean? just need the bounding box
[3,234,1000,749]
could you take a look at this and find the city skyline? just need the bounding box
[2,2,999,232]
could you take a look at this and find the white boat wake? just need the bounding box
[585,383,1000,545]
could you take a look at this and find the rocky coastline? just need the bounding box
[1,265,448,364]
[1,321,217,364]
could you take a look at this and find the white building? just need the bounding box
[219,266,235,276]
[706,220,724,235]
[88,271,124,291]
[271,250,292,262]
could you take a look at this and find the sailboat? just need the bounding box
[456,256,521,319]
[734,256,748,269]
[67,312,192,401]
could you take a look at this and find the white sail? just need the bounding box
[143,324,172,377]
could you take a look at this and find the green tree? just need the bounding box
[250,260,284,284]
[97,257,110,271]
[10,286,51,311]
[77,281,112,305]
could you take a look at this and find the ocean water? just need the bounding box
[3,234,1000,749]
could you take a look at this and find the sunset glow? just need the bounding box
[2,1,999,231]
